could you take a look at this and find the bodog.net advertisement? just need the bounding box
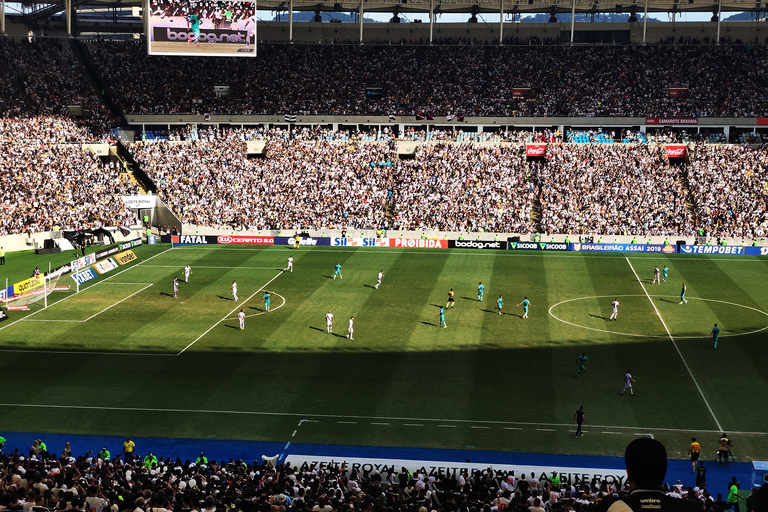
[148,0,257,57]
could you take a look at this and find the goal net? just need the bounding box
[1,274,62,309]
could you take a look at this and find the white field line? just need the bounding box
[167,245,767,261]
[625,257,723,432]
[0,402,764,435]
[0,248,173,334]
[80,284,154,322]
[176,269,286,355]
[142,265,281,270]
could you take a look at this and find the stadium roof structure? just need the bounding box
[13,0,768,24]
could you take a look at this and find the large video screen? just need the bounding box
[148,0,257,57]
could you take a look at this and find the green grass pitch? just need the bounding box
[1,244,767,461]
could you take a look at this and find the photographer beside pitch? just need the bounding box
[596,438,700,512]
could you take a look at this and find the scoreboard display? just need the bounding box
[147,0,257,57]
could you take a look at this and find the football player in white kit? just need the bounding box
[620,370,636,396]
[346,316,354,339]
[238,309,245,330]
[241,14,257,50]
[375,270,383,289]
[325,310,335,334]
[184,264,191,283]
[609,298,620,320]
[231,280,238,301]
[287,255,294,272]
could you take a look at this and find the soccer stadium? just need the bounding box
[1,1,768,511]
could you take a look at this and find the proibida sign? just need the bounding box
[525,144,547,157]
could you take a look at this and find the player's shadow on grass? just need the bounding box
[589,314,609,321]
[420,321,436,326]
[482,309,504,315]
[249,306,263,311]
[217,295,232,301]
[324,275,334,279]
[225,324,240,330]
[309,326,328,334]
[160,292,174,298]
[430,304,444,308]
[658,298,678,304]
[363,284,375,289]
[461,296,477,301]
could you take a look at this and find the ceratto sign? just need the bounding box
[665,145,688,158]
[389,239,448,249]
[114,250,138,265]
[449,240,506,250]
[216,235,274,245]
[645,117,698,125]
[153,27,248,44]
[525,144,547,157]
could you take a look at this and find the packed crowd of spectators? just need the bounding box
[0,143,140,236]
[87,41,768,118]
[687,144,768,239]
[536,145,694,237]
[0,38,114,143]
[390,144,535,233]
[149,0,254,24]
[128,137,393,230]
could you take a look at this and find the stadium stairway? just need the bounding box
[70,39,125,124]
[0,430,751,496]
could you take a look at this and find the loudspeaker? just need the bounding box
[43,239,57,249]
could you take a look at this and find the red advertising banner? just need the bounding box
[526,144,547,157]
[646,117,698,125]
[665,145,689,158]
[757,118,768,126]
[512,88,532,98]
[217,235,274,245]
[389,239,448,249]
[668,88,690,98]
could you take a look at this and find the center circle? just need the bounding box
[548,295,768,339]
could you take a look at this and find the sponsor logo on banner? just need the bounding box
[0,288,6,300]
[174,235,215,245]
[512,87,532,97]
[0,308,8,322]
[115,250,138,265]
[53,286,71,291]
[390,239,448,249]
[526,144,547,157]
[274,237,330,246]
[121,195,157,209]
[508,241,570,251]
[449,240,505,250]
[666,145,688,158]
[646,117,698,125]
[285,455,627,487]
[75,253,97,269]
[153,27,248,44]
[332,238,389,247]
[119,238,143,251]
[72,268,97,285]
[94,258,119,275]
[570,243,676,253]
[668,88,689,98]
[13,276,45,295]
[94,245,121,260]
[217,235,274,245]
[744,246,768,256]
[6,305,29,311]
[679,245,745,255]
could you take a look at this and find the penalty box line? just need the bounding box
[625,257,723,432]
[176,269,286,356]
[0,247,174,334]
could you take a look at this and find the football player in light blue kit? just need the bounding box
[333,262,342,279]
[439,306,447,328]
[662,265,669,282]
[517,297,530,318]
[263,291,271,312]
[477,282,484,301]
[496,295,503,315]
[679,282,688,304]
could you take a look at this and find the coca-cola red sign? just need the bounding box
[526,144,547,157]
[646,117,697,125]
[512,88,532,98]
[668,88,690,98]
[665,145,688,158]
[216,235,274,245]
